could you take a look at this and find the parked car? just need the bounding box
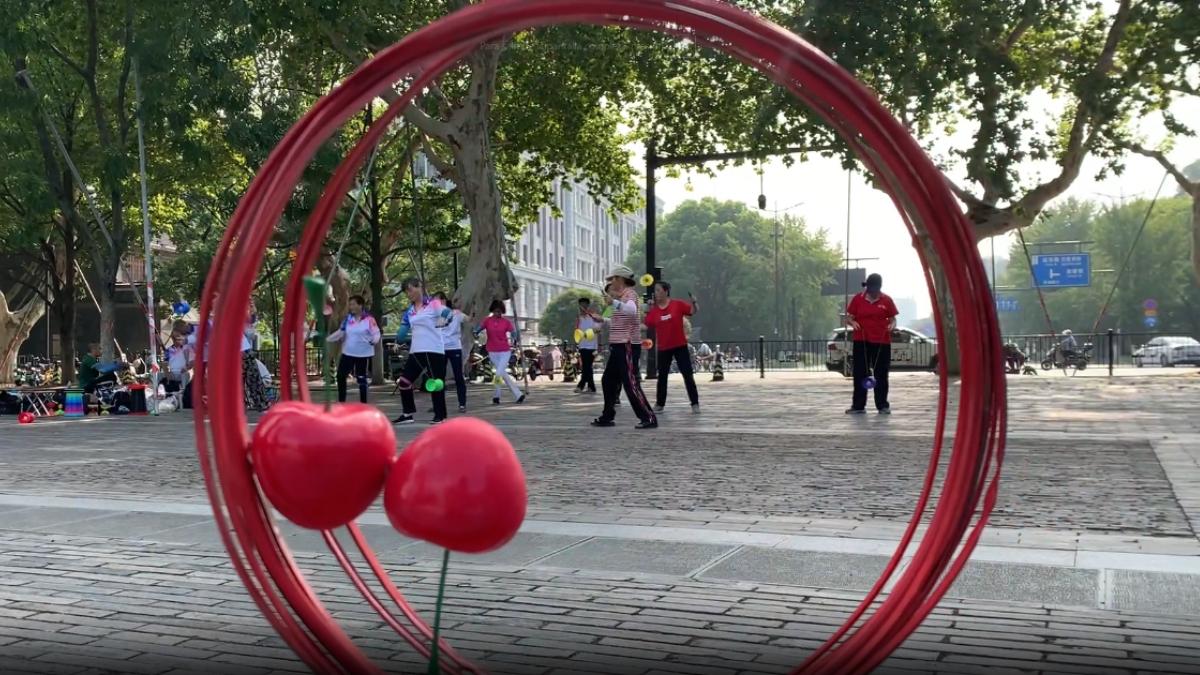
[826,327,939,375]
[1133,336,1200,367]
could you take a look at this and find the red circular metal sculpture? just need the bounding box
[192,1,1007,673]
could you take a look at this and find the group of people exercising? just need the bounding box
[328,266,898,426]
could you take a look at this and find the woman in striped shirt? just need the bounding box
[591,265,657,429]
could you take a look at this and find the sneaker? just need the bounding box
[590,417,615,427]
[635,420,658,430]
[588,388,597,394]
[393,414,415,425]
[430,417,446,425]
[878,407,891,415]
[458,405,467,413]
[516,394,526,404]
[654,405,665,413]
[845,408,866,415]
[492,397,500,406]
[574,387,584,394]
[691,403,701,414]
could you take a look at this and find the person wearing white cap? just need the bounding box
[591,265,657,429]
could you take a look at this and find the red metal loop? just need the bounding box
[194,1,1006,673]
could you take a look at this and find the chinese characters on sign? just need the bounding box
[1031,253,1091,288]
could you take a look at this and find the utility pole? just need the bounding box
[773,205,781,337]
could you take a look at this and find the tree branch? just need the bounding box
[318,22,453,141]
[419,134,455,177]
[1118,142,1197,194]
[115,3,134,142]
[1002,0,1134,226]
[44,42,89,80]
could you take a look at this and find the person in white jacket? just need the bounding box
[392,278,449,425]
[326,294,381,403]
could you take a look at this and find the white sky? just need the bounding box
[648,96,1199,319]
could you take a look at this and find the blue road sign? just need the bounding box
[994,296,1019,313]
[1144,316,1158,328]
[1032,253,1090,288]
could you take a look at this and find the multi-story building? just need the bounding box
[510,179,662,340]
[413,155,662,340]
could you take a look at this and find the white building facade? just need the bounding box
[510,179,661,340]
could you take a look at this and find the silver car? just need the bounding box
[826,327,939,375]
[1133,336,1200,367]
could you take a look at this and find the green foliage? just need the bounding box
[539,288,602,343]
[626,198,841,340]
[999,196,1199,336]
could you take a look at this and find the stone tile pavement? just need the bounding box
[1,369,1199,672]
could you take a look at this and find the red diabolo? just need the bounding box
[251,401,395,530]
[384,418,527,554]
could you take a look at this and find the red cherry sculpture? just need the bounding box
[250,401,395,530]
[384,418,526,554]
[17,412,35,424]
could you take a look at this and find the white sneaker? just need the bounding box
[691,404,700,414]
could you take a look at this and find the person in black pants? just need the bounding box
[644,281,700,413]
[591,265,657,429]
[851,341,891,412]
[328,295,382,403]
[574,297,602,393]
[391,278,449,425]
[434,291,469,413]
[845,273,899,414]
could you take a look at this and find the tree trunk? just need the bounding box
[928,258,961,376]
[0,290,46,385]
[54,228,77,384]
[98,273,119,362]
[452,130,516,322]
[1191,190,1200,286]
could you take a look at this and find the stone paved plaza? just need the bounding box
[1,369,1199,673]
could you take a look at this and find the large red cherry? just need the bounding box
[384,418,526,553]
[250,401,395,530]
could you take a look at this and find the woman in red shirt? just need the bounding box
[845,273,898,414]
[644,281,700,413]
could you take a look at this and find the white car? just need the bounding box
[826,327,938,376]
[1133,336,1200,367]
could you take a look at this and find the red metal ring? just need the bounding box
[194,1,1006,673]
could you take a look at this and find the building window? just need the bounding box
[522,244,528,264]
[560,255,565,272]
[536,250,543,267]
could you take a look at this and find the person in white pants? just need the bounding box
[478,300,525,405]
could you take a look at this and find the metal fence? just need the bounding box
[684,331,1192,375]
[255,348,325,378]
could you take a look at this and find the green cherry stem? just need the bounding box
[427,548,451,675]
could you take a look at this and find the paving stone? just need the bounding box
[700,547,891,591]
[0,508,122,532]
[1111,570,1200,615]
[944,560,1099,607]
[402,533,588,566]
[36,511,212,539]
[536,538,733,576]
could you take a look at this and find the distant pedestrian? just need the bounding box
[845,273,898,415]
[644,281,700,413]
[479,300,525,405]
[391,278,448,425]
[434,292,470,413]
[591,265,656,429]
[327,295,381,404]
[575,297,601,394]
